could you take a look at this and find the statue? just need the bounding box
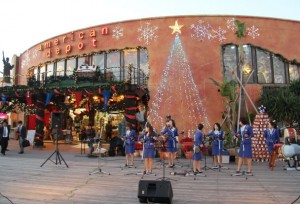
[2,51,14,83]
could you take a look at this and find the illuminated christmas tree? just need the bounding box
[149,21,211,135]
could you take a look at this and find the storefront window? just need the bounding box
[92,53,105,73]
[140,49,149,76]
[66,58,76,76]
[272,55,286,84]
[223,45,237,81]
[56,60,65,76]
[33,68,38,80]
[47,63,54,77]
[78,56,89,66]
[124,49,137,83]
[256,49,272,84]
[40,65,46,82]
[107,51,121,81]
[289,64,300,82]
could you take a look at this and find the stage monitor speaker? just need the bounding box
[137,180,173,204]
[51,112,63,129]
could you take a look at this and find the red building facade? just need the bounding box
[17,16,300,133]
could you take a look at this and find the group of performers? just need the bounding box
[121,114,281,175]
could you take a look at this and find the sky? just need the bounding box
[0,0,299,70]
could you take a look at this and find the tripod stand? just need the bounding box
[41,128,68,168]
[89,126,110,176]
[201,143,214,171]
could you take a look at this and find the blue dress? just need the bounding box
[237,125,254,158]
[207,130,224,155]
[161,127,177,152]
[193,129,203,161]
[264,128,280,155]
[139,132,156,158]
[124,130,136,154]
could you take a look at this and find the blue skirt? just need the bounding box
[166,140,177,152]
[193,151,202,161]
[212,142,223,155]
[238,140,252,158]
[125,144,135,154]
[143,147,155,158]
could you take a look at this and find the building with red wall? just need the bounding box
[16,15,300,134]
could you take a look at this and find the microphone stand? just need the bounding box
[41,126,68,168]
[89,125,110,176]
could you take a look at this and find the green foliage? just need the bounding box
[209,78,237,102]
[289,79,300,96]
[260,84,300,126]
[210,78,238,148]
[234,20,246,39]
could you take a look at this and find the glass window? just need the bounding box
[33,68,38,80]
[92,53,105,73]
[124,49,138,83]
[78,56,89,66]
[66,58,76,76]
[47,63,54,77]
[272,55,286,84]
[140,49,149,77]
[40,65,46,82]
[288,64,299,82]
[56,60,65,76]
[107,51,121,81]
[256,49,272,83]
[241,45,254,83]
[223,45,237,81]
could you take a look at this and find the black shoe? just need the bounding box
[1,153,5,156]
[18,151,24,154]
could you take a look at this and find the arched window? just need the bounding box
[222,44,300,84]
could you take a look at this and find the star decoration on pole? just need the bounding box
[169,20,184,34]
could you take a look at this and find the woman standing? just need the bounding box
[264,121,280,156]
[123,124,136,166]
[139,123,157,174]
[169,119,178,167]
[206,123,225,168]
[193,123,204,174]
[161,119,178,167]
[236,118,254,174]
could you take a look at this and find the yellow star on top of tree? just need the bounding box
[169,20,184,34]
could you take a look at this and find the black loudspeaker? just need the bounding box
[51,112,63,129]
[137,180,173,204]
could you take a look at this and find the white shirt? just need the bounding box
[3,126,8,138]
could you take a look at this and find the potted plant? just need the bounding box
[181,142,194,159]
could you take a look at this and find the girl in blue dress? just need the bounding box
[264,121,280,156]
[161,119,178,167]
[169,119,179,167]
[206,123,225,167]
[193,123,204,174]
[139,123,157,174]
[123,124,136,166]
[236,118,254,174]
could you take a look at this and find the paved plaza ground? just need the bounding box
[0,140,299,204]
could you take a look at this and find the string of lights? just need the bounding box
[149,33,211,134]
